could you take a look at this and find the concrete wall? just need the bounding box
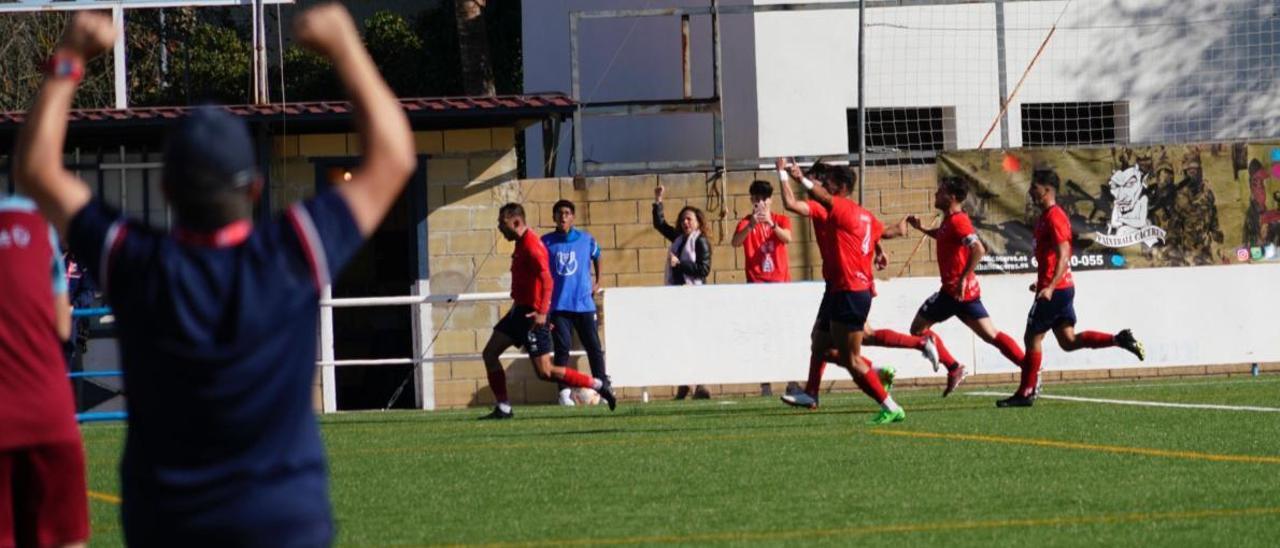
[606,264,1280,387]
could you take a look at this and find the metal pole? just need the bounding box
[995,0,1010,148]
[251,0,259,102]
[857,0,866,204]
[711,0,725,173]
[410,279,435,410]
[252,0,270,104]
[570,13,584,177]
[681,14,692,100]
[112,6,127,109]
[319,284,337,413]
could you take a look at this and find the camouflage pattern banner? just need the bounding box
[937,142,1280,273]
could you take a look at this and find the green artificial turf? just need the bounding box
[81,375,1280,546]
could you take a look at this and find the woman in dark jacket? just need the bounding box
[652,183,713,399]
[652,184,712,286]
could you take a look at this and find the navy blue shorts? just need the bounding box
[813,290,873,332]
[494,305,553,358]
[917,291,990,323]
[1026,286,1077,335]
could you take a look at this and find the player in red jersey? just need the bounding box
[776,161,938,413]
[775,159,906,424]
[479,203,617,419]
[905,175,1027,397]
[998,169,1145,407]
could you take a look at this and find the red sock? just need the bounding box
[557,367,595,389]
[486,367,509,403]
[1018,351,1042,397]
[1077,331,1116,349]
[867,329,924,350]
[993,332,1026,366]
[805,355,827,398]
[924,330,960,370]
[851,357,887,404]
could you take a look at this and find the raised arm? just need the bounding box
[651,183,680,242]
[776,158,810,217]
[13,12,115,236]
[786,162,833,209]
[295,4,416,236]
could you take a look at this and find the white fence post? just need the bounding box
[319,284,337,413]
[411,279,435,410]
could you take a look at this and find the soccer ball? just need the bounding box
[572,387,601,406]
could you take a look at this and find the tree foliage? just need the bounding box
[0,2,523,111]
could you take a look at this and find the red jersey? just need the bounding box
[1034,204,1075,291]
[821,197,882,293]
[736,212,792,283]
[936,211,981,301]
[511,228,554,313]
[807,200,833,266]
[0,197,79,450]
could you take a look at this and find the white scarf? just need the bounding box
[666,229,704,285]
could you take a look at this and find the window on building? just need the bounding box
[847,106,957,164]
[1020,101,1130,147]
[67,146,171,231]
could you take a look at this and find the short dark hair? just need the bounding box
[939,176,970,202]
[826,164,856,193]
[552,199,576,214]
[805,161,829,181]
[1031,169,1060,192]
[748,180,773,198]
[499,202,526,220]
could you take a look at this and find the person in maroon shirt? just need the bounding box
[480,203,617,419]
[999,169,1145,407]
[0,195,84,548]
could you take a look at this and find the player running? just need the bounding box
[775,159,906,424]
[998,169,1146,407]
[478,203,617,419]
[904,175,1027,397]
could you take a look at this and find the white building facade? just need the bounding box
[524,0,1280,175]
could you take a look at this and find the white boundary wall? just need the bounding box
[604,263,1280,387]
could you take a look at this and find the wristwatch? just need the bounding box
[44,53,84,83]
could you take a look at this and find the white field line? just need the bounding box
[1044,377,1280,391]
[967,392,1280,413]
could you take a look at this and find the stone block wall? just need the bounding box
[423,162,946,408]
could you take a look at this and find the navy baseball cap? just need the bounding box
[162,106,257,194]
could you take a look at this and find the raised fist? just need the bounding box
[58,11,117,60]
[294,3,359,57]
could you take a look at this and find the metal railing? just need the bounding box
[69,307,126,423]
[63,285,577,416]
[316,280,591,413]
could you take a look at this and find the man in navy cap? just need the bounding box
[14,4,416,545]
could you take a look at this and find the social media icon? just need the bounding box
[1266,244,1277,260]
[1252,247,1264,260]
[1237,248,1250,262]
